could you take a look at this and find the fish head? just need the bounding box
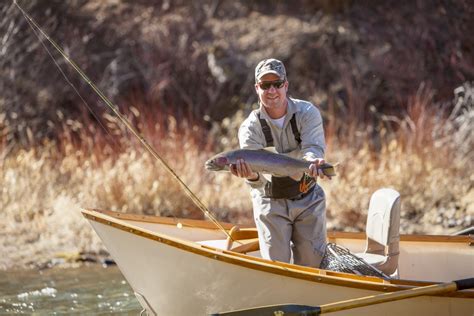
[204,153,230,171]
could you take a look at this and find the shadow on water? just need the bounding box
[0,265,142,314]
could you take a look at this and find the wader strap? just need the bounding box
[289,114,301,144]
[257,112,273,147]
[257,112,300,146]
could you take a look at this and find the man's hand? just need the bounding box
[230,159,259,181]
[308,158,332,180]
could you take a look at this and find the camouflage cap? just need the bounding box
[255,58,286,82]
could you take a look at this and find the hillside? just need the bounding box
[2,0,473,145]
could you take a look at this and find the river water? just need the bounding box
[0,265,142,314]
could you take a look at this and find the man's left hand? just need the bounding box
[308,158,331,180]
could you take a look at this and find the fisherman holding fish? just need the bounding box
[226,58,329,267]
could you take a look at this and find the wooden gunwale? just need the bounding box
[81,209,474,298]
[90,209,473,244]
[90,209,239,230]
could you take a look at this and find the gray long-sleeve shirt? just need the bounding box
[238,97,326,189]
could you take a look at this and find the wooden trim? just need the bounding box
[88,208,240,230]
[88,209,472,244]
[81,209,474,298]
[230,228,259,240]
[328,231,473,244]
[230,238,259,253]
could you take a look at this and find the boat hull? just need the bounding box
[84,210,474,315]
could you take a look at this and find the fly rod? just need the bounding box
[13,0,232,240]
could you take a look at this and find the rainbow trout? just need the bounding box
[205,149,336,178]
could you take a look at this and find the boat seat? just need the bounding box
[226,226,259,251]
[355,188,401,278]
[197,226,259,253]
[355,253,387,266]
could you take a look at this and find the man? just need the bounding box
[230,58,330,267]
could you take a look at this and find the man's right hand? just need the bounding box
[230,159,259,181]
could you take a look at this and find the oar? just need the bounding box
[210,277,474,315]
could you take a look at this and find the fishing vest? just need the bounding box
[257,111,316,200]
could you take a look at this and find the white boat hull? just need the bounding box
[84,210,474,315]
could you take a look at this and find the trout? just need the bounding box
[205,149,336,178]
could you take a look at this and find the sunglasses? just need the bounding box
[258,80,285,90]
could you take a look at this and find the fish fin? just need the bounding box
[320,162,338,177]
[263,146,278,153]
[263,147,301,160]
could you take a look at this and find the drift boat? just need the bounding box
[81,194,474,315]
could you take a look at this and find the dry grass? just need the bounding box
[0,111,252,270]
[323,83,473,233]
[1,85,473,270]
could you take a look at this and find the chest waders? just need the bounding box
[257,111,316,200]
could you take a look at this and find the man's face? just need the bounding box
[255,73,288,112]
